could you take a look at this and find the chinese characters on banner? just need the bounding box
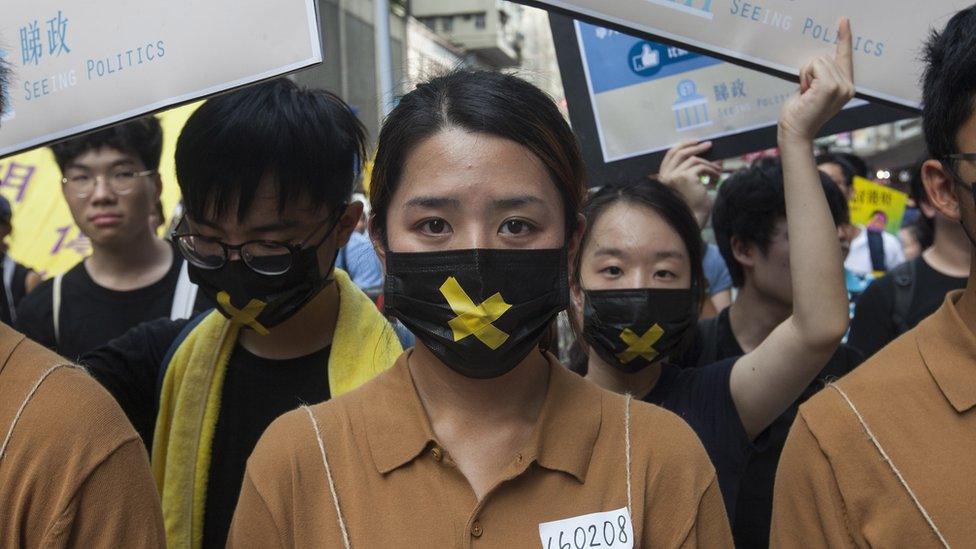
[1,0,321,157]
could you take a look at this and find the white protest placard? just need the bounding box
[529,0,971,109]
[574,20,854,162]
[0,0,321,157]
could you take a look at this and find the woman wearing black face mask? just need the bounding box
[570,23,855,526]
[228,70,734,547]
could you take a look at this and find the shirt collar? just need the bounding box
[360,351,437,474]
[530,355,602,482]
[916,290,976,413]
[360,350,603,482]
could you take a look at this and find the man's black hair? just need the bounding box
[922,5,976,161]
[816,152,858,189]
[175,78,367,222]
[713,158,847,287]
[50,116,163,172]
[836,152,869,179]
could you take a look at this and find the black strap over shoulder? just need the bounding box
[867,230,887,273]
[890,259,917,335]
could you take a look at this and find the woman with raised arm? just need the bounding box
[570,20,855,521]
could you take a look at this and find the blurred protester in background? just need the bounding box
[849,160,969,358]
[707,158,862,546]
[16,117,205,360]
[0,195,41,325]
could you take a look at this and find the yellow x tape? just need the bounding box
[217,291,270,336]
[616,324,664,364]
[440,277,512,350]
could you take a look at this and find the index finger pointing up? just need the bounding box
[835,18,854,80]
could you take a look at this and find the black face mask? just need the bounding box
[384,248,569,379]
[187,212,344,335]
[581,288,697,373]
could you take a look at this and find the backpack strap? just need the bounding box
[169,259,199,321]
[867,230,887,275]
[52,273,64,346]
[890,259,917,335]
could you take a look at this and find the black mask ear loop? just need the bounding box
[944,160,976,249]
[315,202,349,285]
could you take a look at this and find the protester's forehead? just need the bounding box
[394,127,560,211]
[588,202,686,260]
[220,171,330,217]
[66,146,142,169]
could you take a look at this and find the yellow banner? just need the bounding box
[0,102,199,278]
[848,175,908,236]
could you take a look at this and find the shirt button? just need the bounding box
[431,447,443,462]
[471,522,484,538]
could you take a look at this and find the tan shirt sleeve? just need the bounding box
[227,472,286,548]
[41,438,165,548]
[770,414,854,548]
[681,477,733,548]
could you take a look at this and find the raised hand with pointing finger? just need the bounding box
[779,18,856,143]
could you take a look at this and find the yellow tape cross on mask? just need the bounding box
[616,324,664,364]
[217,291,270,336]
[440,277,512,350]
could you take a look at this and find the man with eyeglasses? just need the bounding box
[16,116,207,360]
[79,78,401,548]
[772,6,976,546]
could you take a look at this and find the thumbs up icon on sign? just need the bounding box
[632,44,660,72]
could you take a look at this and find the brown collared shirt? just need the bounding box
[229,351,732,548]
[772,291,976,547]
[0,324,164,548]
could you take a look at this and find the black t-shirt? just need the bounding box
[1,257,31,326]
[848,256,966,359]
[695,307,864,548]
[15,247,207,361]
[204,343,332,547]
[642,357,758,521]
[82,318,333,548]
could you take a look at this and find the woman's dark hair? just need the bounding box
[572,179,706,304]
[51,115,163,173]
[368,69,585,244]
[176,78,366,222]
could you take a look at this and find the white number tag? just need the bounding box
[538,507,634,549]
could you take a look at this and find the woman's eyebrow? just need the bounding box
[489,195,545,212]
[402,196,462,209]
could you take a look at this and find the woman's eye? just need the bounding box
[655,270,677,280]
[601,266,623,277]
[500,219,532,235]
[420,219,449,235]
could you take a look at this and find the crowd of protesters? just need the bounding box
[2,7,976,549]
